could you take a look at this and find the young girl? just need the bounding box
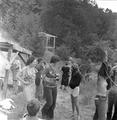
[69,63,82,120]
[93,61,110,120]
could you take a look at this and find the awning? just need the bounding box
[0,42,32,55]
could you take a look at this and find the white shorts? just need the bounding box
[71,87,80,97]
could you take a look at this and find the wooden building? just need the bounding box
[0,41,32,98]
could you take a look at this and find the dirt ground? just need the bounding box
[8,84,96,120]
[0,72,97,120]
[54,86,95,120]
[6,86,95,120]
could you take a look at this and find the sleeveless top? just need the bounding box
[97,76,107,96]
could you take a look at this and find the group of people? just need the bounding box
[8,54,117,120]
[60,60,82,119]
[10,55,82,120]
[40,56,82,120]
[60,57,117,120]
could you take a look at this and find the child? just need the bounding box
[69,63,82,120]
[22,99,44,120]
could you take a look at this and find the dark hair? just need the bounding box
[27,99,40,117]
[72,65,78,76]
[98,62,109,78]
[26,56,35,66]
[69,65,82,89]
[65,62,68,65]
[50,56,60,63]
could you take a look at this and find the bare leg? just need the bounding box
[71,94,75,116]
[74,96,80,120]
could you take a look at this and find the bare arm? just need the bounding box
[44,68,57,78]
[17,75,30,85]
[68,66,72,85]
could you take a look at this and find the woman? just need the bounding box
[93,61,110,120]
[35,58,44,101]
[17,56,37,102]
[41,56,60,120]
[69,63,82,120]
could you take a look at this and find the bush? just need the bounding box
[79,62,92,75]
[56,44,73,61]
[87,46,105,63]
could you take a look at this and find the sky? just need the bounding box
[96,0,117,12]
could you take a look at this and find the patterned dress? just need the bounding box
[17,66,37,101]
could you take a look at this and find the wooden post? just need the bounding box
[18,53,27,65]
[53,37,56,53]
[46,36,49,51]
[10,52,19,64]
[3,47,12,99]
[105,50,108,62]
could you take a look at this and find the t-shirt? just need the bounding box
[62,66,70,78]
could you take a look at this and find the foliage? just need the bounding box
[41,0,113,61]
[0,0,45,57]
[87,46,105,63]
[56,44,74,61]
[0,0,115,61]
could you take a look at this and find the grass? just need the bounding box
[0,72,98,120]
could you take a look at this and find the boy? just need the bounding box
[22,99,44,120]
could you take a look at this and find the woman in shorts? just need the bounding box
[69,63,82,120]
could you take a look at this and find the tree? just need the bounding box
[0,0,45,57]
[87,46,106,63]
[56,44,74,61]
[0,0,113,60]
[41,0,113,60]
